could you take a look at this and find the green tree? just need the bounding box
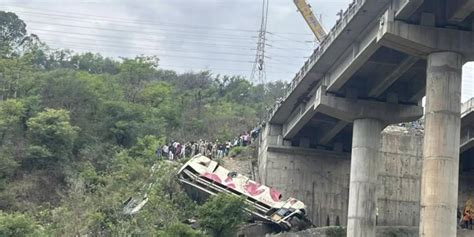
[197,194,249,237]
[0,211,45,237]
[139,81,173,108]
[47,178,104,236]
[101,101,147,147]
[159,222,207,237]
[26,108,79,167]
[70,52,119,74]
[118,55,159,103]
[128,135,164,162]
[0,11,291,236]
[0,99,25,183]
[0,99,25,144]
[0,57,36,100]
[0,11,27,57]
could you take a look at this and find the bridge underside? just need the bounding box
[262,0,474,236]
[285,46,427,152]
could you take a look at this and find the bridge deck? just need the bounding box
[267,0,474,150]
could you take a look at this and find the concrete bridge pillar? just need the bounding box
[377,10,474,235]
[312,86,423,237]
[347,118,382,237]
[419,51,463,237]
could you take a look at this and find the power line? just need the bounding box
[36,29,313,60]
[13,5,305,41]
[266,43,313,51]
[49,42,309,69]
[5,5,315,36]
[158,64,294,74]
[30,27,313,53]
[38,36,257,57]
[19,13,307,44]
[267,32,315,45]
[32,31,310,67]
[29,28,257,49]
[3,5,317,81]
[26,20,261,44]
[265,54,309,59]
[47,43,255,63]
[18,14,260,41]
[6,6,261,34]
[11,9,314,55]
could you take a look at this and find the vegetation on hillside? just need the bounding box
[0,11,285,236]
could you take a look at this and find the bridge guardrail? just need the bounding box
[268,0,362,121]
[462,98,474,118]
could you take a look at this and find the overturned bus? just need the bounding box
[177,155,312,231]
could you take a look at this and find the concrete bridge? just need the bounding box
[259,0,474,236]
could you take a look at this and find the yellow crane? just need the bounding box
[293,0,327,43]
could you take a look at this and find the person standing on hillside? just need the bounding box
[199,140,206,155]
[242,131,250,146]
[207,142,213,158]
[162,144,169,158]
[180,143,186,159]
[251,126,260,142]
[185,143,192,157]
[225,140,231,156]
[169,143,175,160]
[191,142,197,156]
[233,137,239,147]
[212,141,218,158]
[217,142,224,159]
[175,143,182,160]
[155,146,162,159]
[463,209,471,229]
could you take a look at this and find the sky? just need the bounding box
[1,0,473,102]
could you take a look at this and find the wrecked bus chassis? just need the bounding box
[177,155,313,231]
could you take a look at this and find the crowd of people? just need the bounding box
[155,127,261,161]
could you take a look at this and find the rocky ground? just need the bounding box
[265,226,474,237]
[220,145,257,179]
[221,156,253,177]
[458,228,474,237]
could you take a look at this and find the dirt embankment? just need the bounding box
[220,145,258,179]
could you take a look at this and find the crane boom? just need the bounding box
[293,0,327,43]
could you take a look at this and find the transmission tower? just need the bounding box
[250,0,269,84]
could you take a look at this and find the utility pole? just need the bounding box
[250,0,269,85]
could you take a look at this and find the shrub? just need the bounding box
[326,226,346,237]
[197,194,249,237]
[0,211,45,237]
[158,222,207,237]
[228,146,245,157]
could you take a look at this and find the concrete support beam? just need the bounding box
[461,127,474,153]
[394,0,424,20]
[327,30,380,92]
[419,52,463,237]
[315,86,423,124]
[446,0,474,23]
[267,124,283,146]
[368,55,419,97]
[318,120,348,145]
[282,89,318,139]
[377,11,474,61]
[347,118,382,237]
[282,81,422,141]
